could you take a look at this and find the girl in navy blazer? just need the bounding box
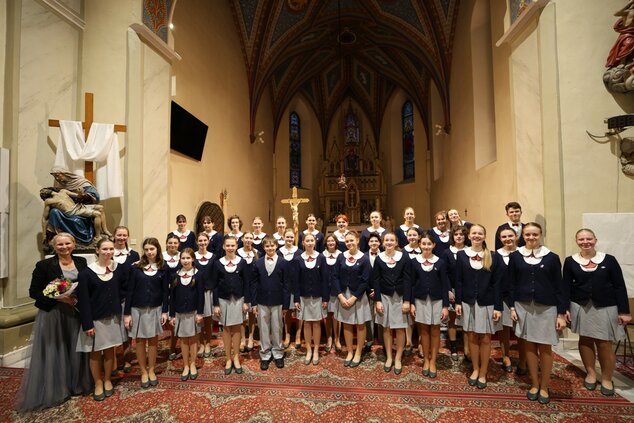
[227,214,244,250]
[441,225,468,361]
[169,248,204,381]
[403,226,421,355]
[279,228,303,349]
[298,213,325,253]
[202,215,222,257]
[508,222,567,404]
[429,210,451,257]
[76,238,127,401]
[395,207,422,248]
[273,216,287,248]
[359,210,386,253]
[112,225,139,374]
[163,233,181,361]
[251,216,267,257]
[455,224,503,389]
[331,231,372,367]
[373,232,412,375]
[238,232,259,353]
[323,234,343,353]
[563,228,631,396]
[292,233,329,365]
[410,232,450,378]
[195,232,215,359]
[333,214,350,252]
[123,238,168,388]
[212,236,251,375]
[170,214,196,252]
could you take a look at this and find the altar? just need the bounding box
[318,103,386,224]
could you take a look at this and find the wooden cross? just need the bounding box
[48,92,127,183]
[281,187,310,246]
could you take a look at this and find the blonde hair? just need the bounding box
[470,224,492,271]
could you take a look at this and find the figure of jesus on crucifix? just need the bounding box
[281,187,310,246]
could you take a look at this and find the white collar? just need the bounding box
[114,247,129,255]
[230,231,243,239]
[449,245,463,254]
[301,251,319,260]
[367,226,386,234]
[252,232,266,241]
[323,249,341,258]
[496,248,515,257]
[343,250,364,260]
[464,247,484,258]
[404,245,421,253]
[205,230,217,237]
[281,245,298,254]
[400,223,419,231]
[572,252,606,266]
[508,221,522,228]
[143,262,158,274]
[304,229,319,236]
[195,251,213,259]
[334,230,349,241]
[173,229,191,237]
[237,248,255,258]
[433,227,449,235]
[88,261,117,274]
[220,256,242,266]
[518,245,550,258]
[415,254,438,264]
[379,250,403,263]
[177,268,196,277]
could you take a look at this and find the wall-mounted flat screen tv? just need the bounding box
[170,101,208,161]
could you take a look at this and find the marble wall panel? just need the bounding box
[14,0,79,300]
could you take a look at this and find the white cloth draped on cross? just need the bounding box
[54,120,123,200]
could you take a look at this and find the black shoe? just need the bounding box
[234,366,244,375]
[501,362,513,373]
[363,344,372,354]
[516,367,528,376]
[537,391,550,404]
[600,383,615,397]
[463,355,472,364]
[583,380,597,391]
[149,377,159,386]
[468,376,478,386]
[476,379,487,389]
[224,365,233,375]
[527,390,539,401]
[403,347,412,357]
[394,365,403,375]
[343,359,351,367]
[260,360,270,371]
[93,391,105,401]
[349,358,362,368]
[104,387,114,397]
[275,358,285,369]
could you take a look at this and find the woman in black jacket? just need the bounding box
[564,228,631,396]
[17,232,92,412]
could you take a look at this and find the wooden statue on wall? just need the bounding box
[604,1,634,93]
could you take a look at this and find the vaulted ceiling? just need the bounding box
[229,0,460,150]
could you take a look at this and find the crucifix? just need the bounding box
[220,189,229,233]
[281,187,310,246]
[48,92,127,183]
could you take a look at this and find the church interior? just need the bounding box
[1,0,634,419]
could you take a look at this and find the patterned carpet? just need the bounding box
[3,340,634,423]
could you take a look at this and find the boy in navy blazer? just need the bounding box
[495,202,525,250]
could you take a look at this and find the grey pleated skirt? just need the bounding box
[219,296,245,327]
[375,292,411,329]
[570,300,625,342]
[298,296,326,321]
[174,311,200,337]
[336,289,372,325]
[129,306,163,339]
[502,301,513,328]
[76,315,125,352]
[203,290,213,317]
[514,301,558,345]
[414,296,444,325]
[461,302,501,334]
[328,295,338,314]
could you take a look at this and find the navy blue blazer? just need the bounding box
[250,256,290,308]
[194,254,215,290]
[251,233,267,257]
[410,257,451,306]
[331,253,371,299]
[125,265,169,314]
[114,250,139,301]
[429,228,451,257]
[507,249,566,314]
[322,251,341,297]
[170,231,196,252]
[278,246,303,262]
[359,228,385,253]
[372,252,412,301]
[494,223,526,250]
[563,254,630,314]
[298,231,325,253]
[211,258,251,305]
[395,225,423,249]
[207,232,223,256]
[77,264,126,331]
[441,248,460,289]
[455,250,503,310]
[169,271,204,316]
[30,255,87,312]
[291,254,329,301]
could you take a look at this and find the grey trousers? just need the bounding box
[257,304,284,360]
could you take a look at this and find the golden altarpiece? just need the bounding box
[319,104,387,224]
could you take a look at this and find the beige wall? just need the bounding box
[170,0,274,234]
[380,88,431,227]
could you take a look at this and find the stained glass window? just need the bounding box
[402,100,415,180]
[289,112,301,187]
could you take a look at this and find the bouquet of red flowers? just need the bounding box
[42,277,78,299]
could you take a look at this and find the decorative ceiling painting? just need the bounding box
[143,0,174,43]
[230,0,461,151]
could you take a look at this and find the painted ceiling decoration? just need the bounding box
[229,0,460,151]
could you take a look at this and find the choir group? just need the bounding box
[16,202,632,411]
